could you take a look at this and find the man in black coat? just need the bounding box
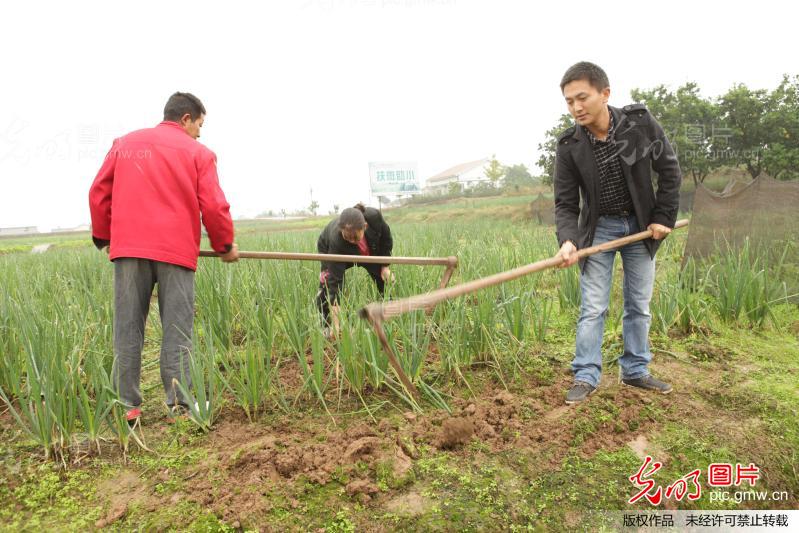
[553,62,682,404]
[316,203,393,335]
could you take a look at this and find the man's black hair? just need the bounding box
[560,62,610,92]
[163,92,206,122]
[338,207,366,230]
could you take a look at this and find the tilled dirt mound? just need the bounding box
[176,376,668,527]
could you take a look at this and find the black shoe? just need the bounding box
[622,375,673,394]
[565,381,596,405]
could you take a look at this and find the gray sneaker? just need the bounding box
[565,381,596,405]
[622,375,673,394]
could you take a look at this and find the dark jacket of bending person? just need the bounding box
[315,203,393,327]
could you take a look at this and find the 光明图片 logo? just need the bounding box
[628,456,761,505]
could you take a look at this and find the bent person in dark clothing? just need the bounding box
[315,203,393,336]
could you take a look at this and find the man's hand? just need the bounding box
[647,223,672,240]
[381,266,395,283]
[103,245,110,255]
[556,240,578,268]
[220,243,239,263]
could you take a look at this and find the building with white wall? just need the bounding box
[423,158,491,194]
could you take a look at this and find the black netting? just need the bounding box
[684,175,799,261]
[530,193,556,225]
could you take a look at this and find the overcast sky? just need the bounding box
[0,0,794,230]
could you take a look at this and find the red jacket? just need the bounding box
[89,121,234,271]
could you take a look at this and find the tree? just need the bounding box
[631,83,721,187]
[332,204,340,213]
[503,163,534,189]
[717,83,772,179]
[483,154,504,186]
[635,79,799,182]
[537,114,573,187]
[762,75,799,180]
[447,181,461,195]
[308,200,319,216]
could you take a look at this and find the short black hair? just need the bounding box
[163,92,206,122]
[560,62,610,93]
[338,207,366,230]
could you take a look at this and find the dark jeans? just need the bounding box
[113,258,195,407]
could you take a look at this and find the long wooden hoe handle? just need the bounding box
[361,219,689,323]
[199,250,458,267]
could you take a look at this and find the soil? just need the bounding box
[95,470,152,528]
[136,371,674,527]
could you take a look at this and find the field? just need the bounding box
[1,195,798,531]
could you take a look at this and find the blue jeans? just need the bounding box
[572,215,655,387]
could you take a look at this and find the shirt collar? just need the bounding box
[585,108,615,145]
[158,120,185,131]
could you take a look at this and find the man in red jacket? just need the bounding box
[89,92,239,424]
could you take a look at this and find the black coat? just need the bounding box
[316,207,393,304]
[554,104,682,266]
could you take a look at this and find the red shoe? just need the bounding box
[126,407,142,427]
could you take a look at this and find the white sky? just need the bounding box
[0,0,794,230]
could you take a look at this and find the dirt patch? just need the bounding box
[275,357,307,393]
[384,490,431,516]
[346,479,380,503]
[543,405,570,421]
[189,392,600,527]
[139,351,776,527]
[392,446,413,478]
[436,417,475,449]
[395,377,670,473]
[95,470,152,528]
[344,436,382,461]
[578,385,671,457]
[627,435,649,460]
[183,418,416,525]
[687,341,733,361]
